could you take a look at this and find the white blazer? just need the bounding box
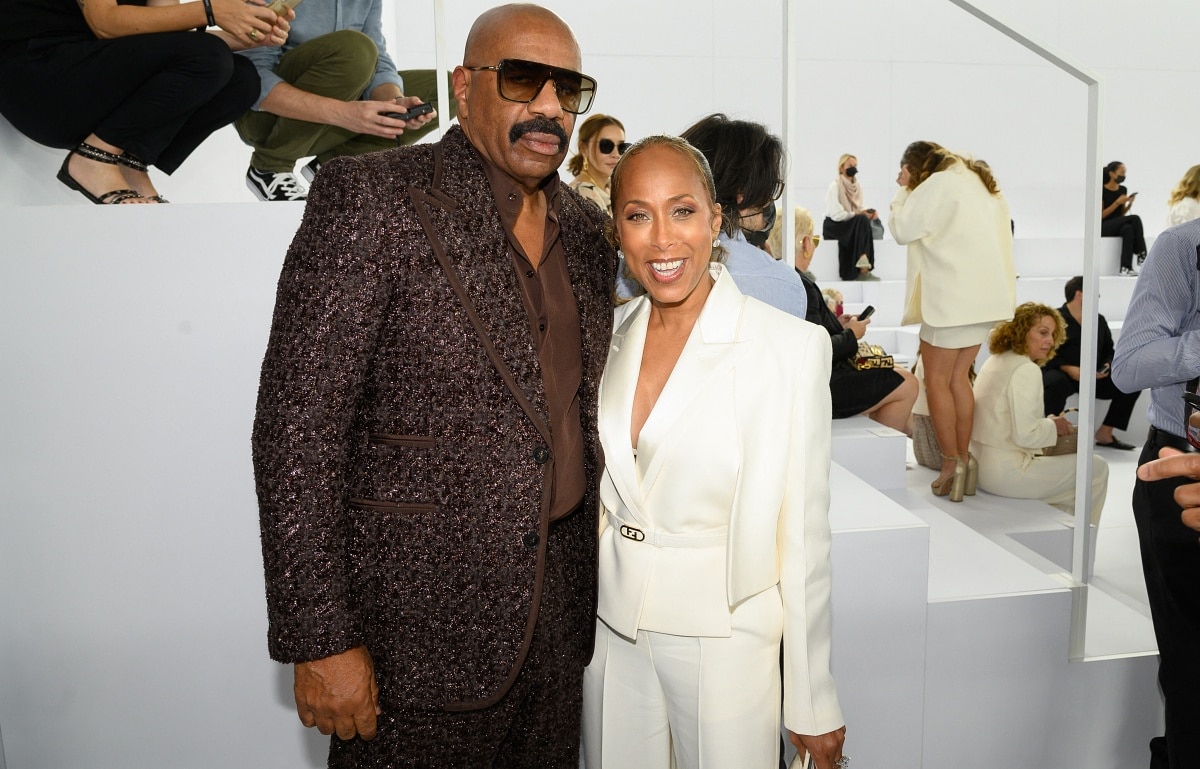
[889,162,1016,328]
[596,265,843,736]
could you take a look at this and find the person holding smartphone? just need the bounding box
[234,0,453,201]
[1101,160,1147,275]
[1042,275,1142,449]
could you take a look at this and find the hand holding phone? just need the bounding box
[267,0,302,15]
[382,101,434,121]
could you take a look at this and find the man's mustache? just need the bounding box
[509,118,568,150]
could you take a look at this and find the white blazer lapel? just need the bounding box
[599,297,651,523]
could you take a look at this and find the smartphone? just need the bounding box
[267,0,302,15]
[857,305,876,322]
[382,102,434,121]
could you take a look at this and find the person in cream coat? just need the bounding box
[972,302,1108,524]
[889,140,1015,502]
[581,135,845,769]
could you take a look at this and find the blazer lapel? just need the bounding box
[637,266,750,494]
[409,130,551,443]
[599,298,651,523]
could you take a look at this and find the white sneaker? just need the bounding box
[1119,266,1138,277]
[246,166,308,202]
[300,158,321,184]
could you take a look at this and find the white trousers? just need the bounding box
[582,587,783,769]
[976,446,1109,524]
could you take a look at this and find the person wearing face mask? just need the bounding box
[823,154,879,281]
[1102,160,1147,276]
[678,113,807,320]
[567,113,626,213]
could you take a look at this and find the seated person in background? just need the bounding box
[1042,275,1142,451]
[0,0,285,204]
[679,113,807,319]
[235,0,450,201]
[1167,164,1200,226]
[973,302,1108,523]
[771,206,917,435]
[1101,160,1147,276]
[567,113,626,214]
[823,153,879,281]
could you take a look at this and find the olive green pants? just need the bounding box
[235,29,456,172]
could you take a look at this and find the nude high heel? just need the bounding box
[932,455,967,502]
[962,452,979,496]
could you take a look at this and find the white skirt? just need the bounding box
[919,320,996,349]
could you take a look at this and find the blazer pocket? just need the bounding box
[367,433,436,449]
[348,497,438,514]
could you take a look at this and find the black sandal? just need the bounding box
[118,152,170,203]
[57,142,143,205]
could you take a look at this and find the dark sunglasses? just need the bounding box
[597,138,631,155]
[464,58,597,115]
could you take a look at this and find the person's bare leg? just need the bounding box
[865,368,919,436]
[950,345,981,454]
[920,342,961,487]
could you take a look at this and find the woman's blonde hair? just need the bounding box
[1168,164,1200,207]
[566,114,624,177]
[988,302,1066,362]
[900,140,1000,195]
[836,153,856,174]
[766,206,816,260]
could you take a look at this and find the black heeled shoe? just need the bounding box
[57,142,142,205]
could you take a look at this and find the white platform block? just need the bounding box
[831,416,907,489]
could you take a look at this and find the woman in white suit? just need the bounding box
[972,303,1108,523]
[889,140,1015,501]
[581,135,846,769]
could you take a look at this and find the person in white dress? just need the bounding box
[581,135,846,769]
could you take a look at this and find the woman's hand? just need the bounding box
[789,726,847,769]
[211,0,279,48]
[1052,414,1073,436]
[840,314,869,340]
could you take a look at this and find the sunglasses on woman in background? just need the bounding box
[597,138,631,155]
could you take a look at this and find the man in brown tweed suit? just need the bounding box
[251,4,614,766]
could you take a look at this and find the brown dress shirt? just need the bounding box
[482,161,586,521]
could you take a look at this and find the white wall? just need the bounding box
[4,0,1199,237]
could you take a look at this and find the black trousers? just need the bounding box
[1134,429,1200,769]
[823,214,875,281]
[1042,368,1141,430]
[0,31,258,173]
[1101,214,1147,270]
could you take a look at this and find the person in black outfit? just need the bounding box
[0,0,289,203]
[1101,160,1147,275]
[779,206,917,434]
[1042,275,1142,450]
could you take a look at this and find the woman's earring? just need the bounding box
[583,157,590,173]
[712,238,720,248]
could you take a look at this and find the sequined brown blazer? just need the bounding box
[252,127,614,712]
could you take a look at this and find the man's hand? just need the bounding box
[789,726,847,769]
[332,97,437,139]
[1138,449,1200,531]
[294,645,381,741]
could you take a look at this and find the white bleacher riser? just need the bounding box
[831,416,907,489]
